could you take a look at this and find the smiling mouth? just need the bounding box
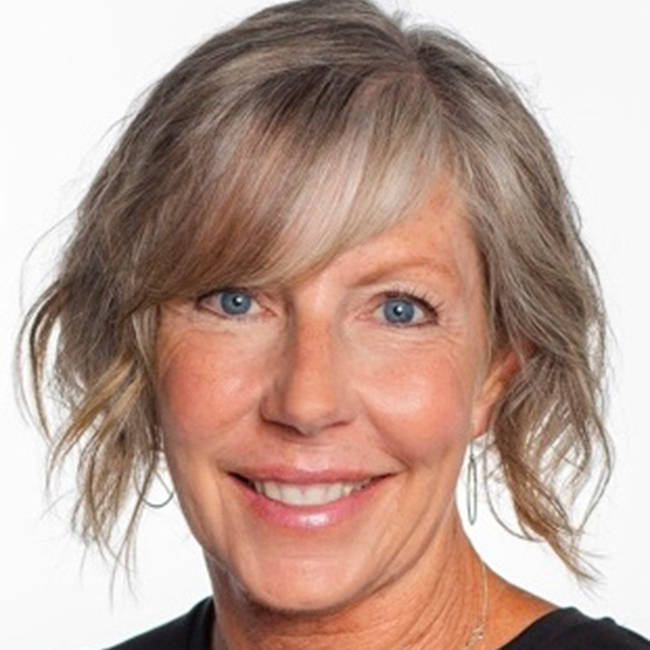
[233,476,374,507]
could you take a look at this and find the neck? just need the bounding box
[208,515,488,650]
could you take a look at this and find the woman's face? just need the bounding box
[157,181,511,613]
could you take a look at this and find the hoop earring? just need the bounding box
[143,471,175,509]
[467,440,478,525]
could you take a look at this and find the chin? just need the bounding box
[221,552,375,615]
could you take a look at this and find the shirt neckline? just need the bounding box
[190,601,593,650]
[498,607,592,649]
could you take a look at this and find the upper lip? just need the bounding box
[230,466,387,484]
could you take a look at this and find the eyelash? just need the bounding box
[196,287,264,320]
[377,286,440,327]
[196,285,441,326]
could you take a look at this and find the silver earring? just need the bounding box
[467,440,478,525]
[142,471,175,509]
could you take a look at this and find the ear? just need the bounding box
[470,347,523,439]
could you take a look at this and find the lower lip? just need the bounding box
[230,476,388,529]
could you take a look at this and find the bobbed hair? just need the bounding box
[21,0,610,578]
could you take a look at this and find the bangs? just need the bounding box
[130,69,445,306]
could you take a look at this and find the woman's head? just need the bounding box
[23,0,609,579]
[157,180,508,611]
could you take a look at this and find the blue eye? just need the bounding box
[200,288,259,318]
[383,298,417,324]
[219,290,253,315]
[378,293,437,327]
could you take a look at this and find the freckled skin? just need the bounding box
[157,184,518,632]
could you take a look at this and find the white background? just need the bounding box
[1,0,649,648]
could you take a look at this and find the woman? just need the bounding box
[21,0,649,648]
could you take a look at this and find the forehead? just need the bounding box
[304,179,482,294]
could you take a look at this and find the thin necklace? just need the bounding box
[460,560,489,650]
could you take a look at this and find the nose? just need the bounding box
[260,318,355,437]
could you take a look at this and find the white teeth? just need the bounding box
[252,480,371,506]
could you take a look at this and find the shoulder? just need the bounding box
[501,608,650,650]
[100,598,213,650]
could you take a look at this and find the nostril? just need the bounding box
[260,391,352,437]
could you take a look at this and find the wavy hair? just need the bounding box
[20,0,610,577]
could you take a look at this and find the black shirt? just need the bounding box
[103,599,650,649]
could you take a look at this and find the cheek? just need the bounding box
[356,347,475,466]
[157,333,263,446]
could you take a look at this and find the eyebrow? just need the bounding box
[348,257,458,289]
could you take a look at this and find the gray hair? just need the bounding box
[21,0,609,578]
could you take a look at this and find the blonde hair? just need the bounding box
[21,0,609,578]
